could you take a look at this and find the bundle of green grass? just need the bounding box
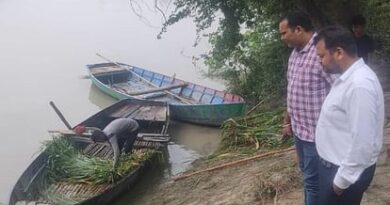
[43,136,155,185]
[221,107,293,151]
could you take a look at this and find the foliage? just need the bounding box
[206,20,289,103]
[220,106,293,151]
[158,0,390,103]
[160,0,291,102]
[362,0,390,60]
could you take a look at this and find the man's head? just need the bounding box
[91,129,108,142]
[279,11,314,48]
[351,14,366,38]
[314,26,358,74]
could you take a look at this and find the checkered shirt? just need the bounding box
[287,34,334,142]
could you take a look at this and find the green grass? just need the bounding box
[220,107,293,152]
[43,136,155,185]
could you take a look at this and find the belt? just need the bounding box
[319,157,338,168]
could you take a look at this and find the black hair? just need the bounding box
[281,10,314,32]
[91,130,108,142]
[314,25,357,56]
[351,14,366,26]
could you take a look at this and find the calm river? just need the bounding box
[0,0,222,203]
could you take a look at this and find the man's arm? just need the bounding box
[334,87,382,190]
[282,111,292,140]
[108,136,120,169]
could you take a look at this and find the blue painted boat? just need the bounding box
[86,62,246,126]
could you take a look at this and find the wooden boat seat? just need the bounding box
[108,104,166,122]
[89,66,128,76]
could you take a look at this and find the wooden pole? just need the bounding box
[49,101,72,130]
[127,83,188,96]
[171,146,295,181]
[96,53,193,104]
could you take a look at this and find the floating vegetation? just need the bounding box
[221,107,293,151]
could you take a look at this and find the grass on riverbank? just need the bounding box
[219,103,293,153]
[199,103,300,202]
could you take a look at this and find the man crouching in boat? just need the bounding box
[75,118,139,168]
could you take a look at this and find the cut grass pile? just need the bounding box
[43,136,155,185]
[221,107,293,151]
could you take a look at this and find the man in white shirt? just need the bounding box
[314,26,384,205]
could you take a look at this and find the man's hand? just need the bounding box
[108,137,120,170]
[282,124,293,141]
[333,183,345,196]
[282,112,292,141]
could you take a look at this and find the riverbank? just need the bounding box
[128,140,390,205]
[127,60,390,205]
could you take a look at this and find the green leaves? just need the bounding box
[160,0,389,103]
[220,107,293,151]
[363,0,390,59]
[43,137,154,185]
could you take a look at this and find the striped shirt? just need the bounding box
[287,33,334,142]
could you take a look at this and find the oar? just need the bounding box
[96,53,193,105]
[49,101,72,130]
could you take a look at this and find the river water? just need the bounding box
[0,0,222,203]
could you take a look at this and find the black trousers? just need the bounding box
[118,130,138,153]
[318,158,376,205]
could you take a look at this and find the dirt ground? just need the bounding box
[132,142,390,205]
[132,62,390,205]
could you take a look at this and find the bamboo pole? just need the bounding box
[49,101,72,130]
[172,146,295,181]
[127,83,188,95]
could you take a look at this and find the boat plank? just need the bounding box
[131,106,166,121]
[89,66,127,75]
[109,104,141,118]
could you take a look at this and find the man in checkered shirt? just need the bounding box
[279,11,334,205]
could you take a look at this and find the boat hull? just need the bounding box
[169,103,245,126]
[87,63,246,126]
[9,98,169,205]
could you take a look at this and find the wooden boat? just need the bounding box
[9,98,169,205]
[86,62,246,126]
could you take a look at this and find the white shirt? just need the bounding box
[316,59,384,189]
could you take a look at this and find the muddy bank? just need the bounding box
[128,149,302,205]
[120,144,390,205]
[124,93,390,205]
[120,61,390,205]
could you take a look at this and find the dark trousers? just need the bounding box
[318,158,376,205]
[294,136,319,205]
[118,130,138,153]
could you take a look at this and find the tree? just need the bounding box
[156,0,390,103]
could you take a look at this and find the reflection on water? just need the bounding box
[88,83,116,109]
[166,143,201,176]
[169,121,221,156]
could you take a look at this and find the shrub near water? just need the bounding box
[43,136,154,185]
